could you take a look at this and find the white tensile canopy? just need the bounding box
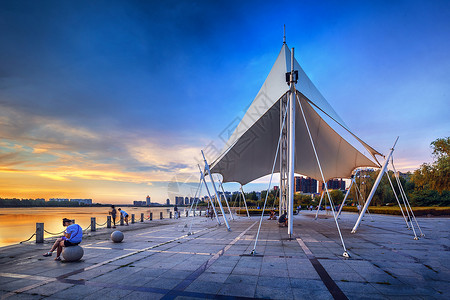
[210,44,382,185]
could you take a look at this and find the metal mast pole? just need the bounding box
[287,47,296,237]
[201,150,231,231]
[351,137,398,233]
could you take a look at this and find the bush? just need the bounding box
[341,206,450,216]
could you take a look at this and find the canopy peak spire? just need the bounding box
[283,24,286,44]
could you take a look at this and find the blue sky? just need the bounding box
[0,0,449,203]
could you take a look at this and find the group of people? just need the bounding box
[109,205,129,227]
[267,210,288,226]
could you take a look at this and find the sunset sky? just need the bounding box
[1,1,449,204]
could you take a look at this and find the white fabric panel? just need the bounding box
[210,95,378,185]
[210,43,380,185]
[294,94,378,181]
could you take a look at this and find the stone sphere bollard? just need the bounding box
[62,245,84,262]
[111,231,124,243]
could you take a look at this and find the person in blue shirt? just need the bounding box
[118,208,129,225]
[43,218,82,261]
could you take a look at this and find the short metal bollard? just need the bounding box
[150,212,153,220]
[140,213,144,222]
[91,217,96,232]
[120,214,124,226]
[160,212,163,219]
[131,214,135,224]
[107,216,111,228]
[199,211,202,216]
[170,212,172,219]
[36,223,44,243]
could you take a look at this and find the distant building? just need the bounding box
[175,196,184,206]
[319,178,346,192]
[166,199,170,206]
[50,198,69,202]
[70,199,92,205]
[133,201,146,206]
[294,176,317,194]
[146,195,151,206]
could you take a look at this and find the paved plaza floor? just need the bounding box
[0,211,449,299]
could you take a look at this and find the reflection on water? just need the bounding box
[0,207,175,248]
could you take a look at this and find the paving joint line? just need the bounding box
[296,237,348,300]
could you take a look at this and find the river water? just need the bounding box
[0,207,183,248]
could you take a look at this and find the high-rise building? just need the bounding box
[319,178,346,192]
[175,196,184,206]
[294,176,317,194]
[146,195,151,206]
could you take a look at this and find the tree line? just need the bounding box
[230,137,450,208]
[0,198,103,207]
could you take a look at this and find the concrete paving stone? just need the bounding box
[289,278,325,290]
[51,284,104,298]
[81,287,133,299]
[174,263,203,272]
[218,282,256,298]
[372,282,437,296]
[330,271,367,282]
[345,293,389,300]
[184,279,223,294]
[335,281,381,294]
[224,274,258,285]
[143,277,182,290]
[23,281,73,296]
[5,293,45,300]
[195,271,229,283]
[123,290,162,300]
[287,267,321,280]
[173,295,209,300]
[231,266,262,276]
[255,285,294,299]
[158,269,195,280]
[206,265,235,274]
[66,265,118,280]
[291,287,333,300]
[0,279,43,292]
[259,267,290,278]
[0,275,20,285]
[257,276,291,289]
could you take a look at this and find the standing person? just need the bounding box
[118,208,129,225]
[43,218,82,261]
[209,206,214,220]
[174,205,178,219]
[109,205,117,228]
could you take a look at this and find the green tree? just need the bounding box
[412,137,450,193]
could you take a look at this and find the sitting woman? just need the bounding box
[43,218,83,261]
